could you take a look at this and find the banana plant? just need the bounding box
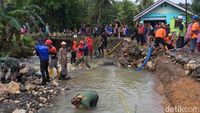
[0,3,44,51]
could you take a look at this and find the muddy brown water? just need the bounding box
[39,65,164,113]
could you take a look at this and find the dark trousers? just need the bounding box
[98,46,104,57]
[176,36,184,48]
[104,41,107,49]
[40,60,49,80]
[71,51,76,64]
[136,34,144,45]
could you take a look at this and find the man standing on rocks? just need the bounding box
[176,16,185,49]
[155,23,168,53]
[34,39,50,85]
[190,15,200,53]
[137,21,145,46]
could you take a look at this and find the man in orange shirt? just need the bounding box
[165,33,174,50]
[71,37,77,64]
[190,15,200,53]
[45,39,59,79]
[155,23,168,53]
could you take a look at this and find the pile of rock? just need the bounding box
[118,39,200,78]
[119,39,146,68]
[0,76,70,113]
[168,50,200,78]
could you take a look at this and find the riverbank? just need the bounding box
[118,38,200,113]
[0,37,122,113]
[1,37,200,113]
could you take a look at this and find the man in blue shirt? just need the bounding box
[34,39,50,85]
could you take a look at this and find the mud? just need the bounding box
[156,57,200,113]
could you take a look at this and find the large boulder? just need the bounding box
[0,83,8,94]
[186,60,200,71]
[7,81,20,94]
[12,109,26,113]
[25,83,36,91]
[0,81,20,94]
[20,66,36,76]
[146,61,156,71]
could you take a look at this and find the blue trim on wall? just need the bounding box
[140,2,186,24]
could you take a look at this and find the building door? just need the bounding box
[143,17,166,28]
[144,20,166,28]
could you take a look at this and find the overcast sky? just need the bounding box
[156,0,192,4]
[118,0,192,4]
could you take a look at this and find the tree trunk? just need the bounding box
[97,3,101,25]
[0,0,4,7]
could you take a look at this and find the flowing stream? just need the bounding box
[39,64,164,113]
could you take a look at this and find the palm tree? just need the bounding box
[96,0,113,24]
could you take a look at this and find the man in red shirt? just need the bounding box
[77,40,84,59]
[85,35,93,58]
[137,21,145,45]
[71,37,77,64]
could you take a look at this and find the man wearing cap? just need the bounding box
[190,15,200,53]
[176,16,185,48]
[58,41,68,80]
[45,39,60,79]
[155,23,168,53]
[35,39,50,85]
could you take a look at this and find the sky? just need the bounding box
[118,0,192,4]
[156,0,192,4]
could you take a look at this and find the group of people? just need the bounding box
[35,27,112,85]
[72,35,93,69]
[34,39,68,85]
[134,15,200,54]
[51,21,129,39]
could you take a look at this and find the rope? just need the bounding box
[118,90,131,113]
[94,40,123,67]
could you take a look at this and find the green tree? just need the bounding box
[95,0,113,24]
[0,2,44,51]
[191,0,200,16]
[28,0,88,31]
[119,0,138,25]
[135,0,154,12]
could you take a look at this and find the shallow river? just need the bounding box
[39,65,164,113]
